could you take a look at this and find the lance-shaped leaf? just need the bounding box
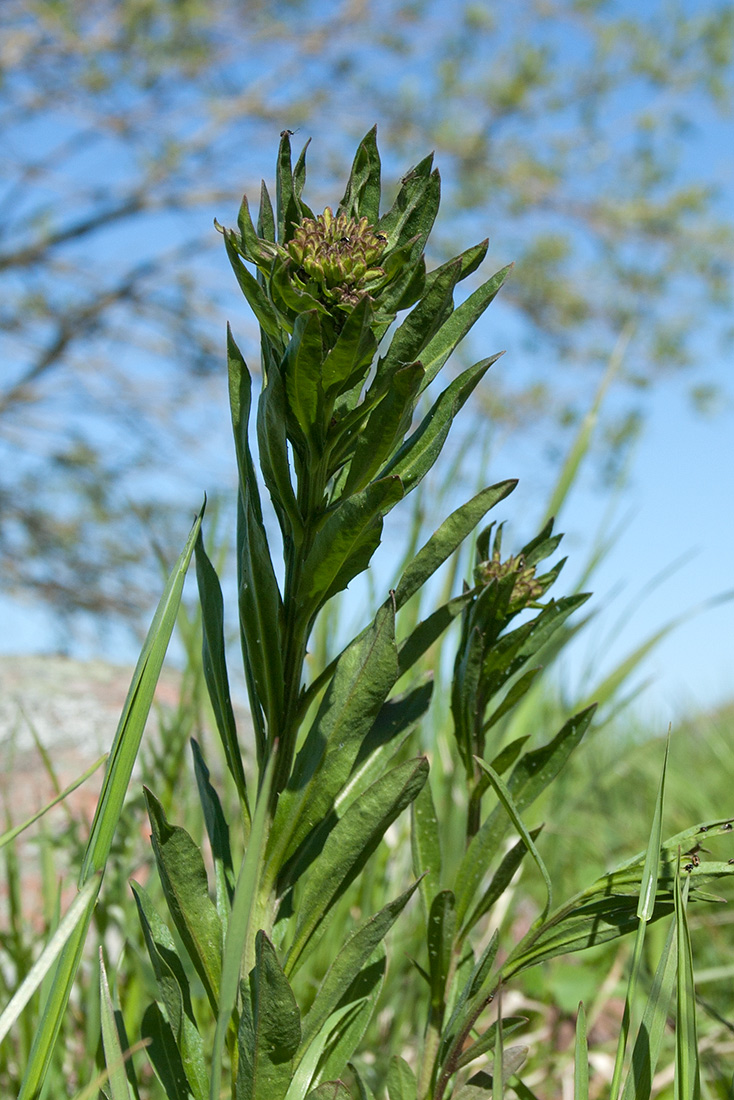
[411,778,442,917]
[382,355,501,496]
[293,138,314,214]
[237,932,301,1100]
[297,475,404,620]
[284,310,326,450]
[342,361,425,495]
[195,530,249,816]
[144,789,223,1016]
[462,827,544,940]
[386,1056,417,1100]
[313,953,386,1085]
[236,193,281,268]
[285,757,428,975]
[276,130,301,243]
[305,1084,352,1100]
[225,233,285,347]
[427,890,456,1013]
[350,1062,378,1100]
[99,954,136,1100]
[454,706,595,928]
[378,154,439,258]
[674,875,700,1100]
[338,125,381,223]
[131,882,208,1100]
[376,242,488,389]
[257,179,276,243]
[191,740,236,918]
[271,600,398,872]
[394,481,517,610]
[438,932,500,1076]
[619,918,677,1100]
[397,589,477,678]
[298,885,420,1061]
[419,264,513,389]
[141,1003,192,1100]
[455,1018,528,1072]
[256,350,304,547]
[321,294,377,400]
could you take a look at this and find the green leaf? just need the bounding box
[19,511,202,1100]
[474,759,553,924]
[236,193,281,267]
[378,154,439,257]
[299,883,420,1059]
[144,789,223,1015]
[257,179,276,244]
[191,739,235,918]
[256,348,304,546]
[386,1056,417,1100]
[638,732,669,922]
[338,125,381,223]
[397,590,476,678]
[141,1003,192,1100]
[286,758,428,974]
[427,890,456,1010]
[620,917,677,1100]
[321,295,377,399]
[210,753,276,1100]
[455,706,595,928]
[195,529,249,816]
[314,953,386,1085]
[225,233,285,347]
[229,329,285,741]
[341,361,425,495]
[411,778,442,918]
[419,264,513,389]
[131,882,208,1100]
[272,600,399,873]
[675,875,700,1100]
[349,1062,378,1100]
[382,356,501,495]
[574,1003,588,1100]
[455,1017,528,1072]
[394,481,516,610]
[0,754,105,851]
[276,130,298,243]
[237,932,301,1100]
[462,827,544,939]
[305,1083,352,1100]
[284,310,326,450]
[298,476,404,618]
[99,956,135,1100]
[437,932,499,1077]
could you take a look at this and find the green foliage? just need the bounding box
[5,128,734,1100]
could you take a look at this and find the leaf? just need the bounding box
[437,932,500,1077]
[18,509,203,1100]
[349,1062,378,1100]
[394,481,517,610]
[298,882,420,1058]
[454,706,595,928]
[256,348,304,546]
[305,1083,352,1100]
[419,264,513,389]
[411,778,442,917]
[99,954,135,1100]
[574,1003,589,1100]
[386,1056,417,1100]
[675,875,700,1100]
[284,310,326,450]
[210,753,277,1100]
[144,789,223,1015]
[427,890,456,1010]
[338,125,381,223]
[141,1003,192,1100]
[342,361,425,495]
[462,827,544,938]
[237,932,301,1100]
[314,953,386,1085]
[285,758,428,974]
[455,1018,528,1072]
[321,295,377,399]
[619,917,677,1100]
[382,356,501,495]
[195,529,249,816]
[191,740,236,918]
[397,590,476,678]
[225,232,285,347]
[236,193,281,267]
[378,154,439,259]
[272,600,399,873]
[131,882,208,1100]
[298,476,404,618]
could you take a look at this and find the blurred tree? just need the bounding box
[1,0,732,627]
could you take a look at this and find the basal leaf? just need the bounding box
[237,932,301,1100]
[386,1056,417,1100]
[338,125,381,224]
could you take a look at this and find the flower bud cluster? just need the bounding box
[285,207,388,306]
[475,552,544,612]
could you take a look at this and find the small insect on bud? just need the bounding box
[724,822,733,831]
[375,233,388,242]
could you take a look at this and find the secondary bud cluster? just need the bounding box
[285,207,388,306]
[475,551,544,611]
